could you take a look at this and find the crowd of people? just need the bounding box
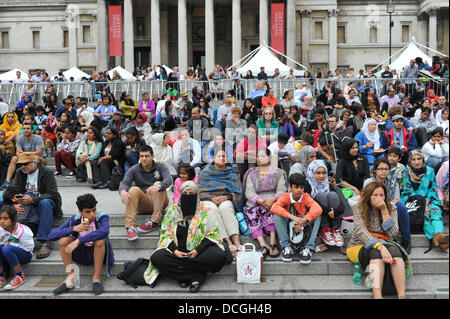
[0,56,448,299]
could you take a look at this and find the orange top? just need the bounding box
[261,96,278,109]
[270,192,322,222]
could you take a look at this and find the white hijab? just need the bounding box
[361,118,380,150]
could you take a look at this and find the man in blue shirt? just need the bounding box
[248,81,266,100]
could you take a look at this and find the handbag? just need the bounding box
[76,164,87,182]
[109,165,124,191]
[235,211,250,237]
[117,258,149,288]
[404,195,426,234]
[235,243,263,284]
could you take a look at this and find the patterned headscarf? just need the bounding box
[306,160,330,197]
[296,145,316,175]
[407,149,427,186]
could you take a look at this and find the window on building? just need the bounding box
[32,30,40,49]
[82,25,91,44]
[136,17,145,37]
[315,21,323,40]
[63,30,68,48]
[369,27,377,43]
[402,25,410,43]
[1,31,9,49]
[311,64,328,75]
[337,25,346,43]
[256,15,259,35]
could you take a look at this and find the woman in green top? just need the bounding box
[119,91,138,120]
[256,107,279,145]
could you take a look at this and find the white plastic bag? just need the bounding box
[235,243,263,284]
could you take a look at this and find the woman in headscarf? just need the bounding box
[354,118,384,165]
[401,150,448,252]
[426,89,439,103]
[198,149,243,253]
[289,145,316,177]
[15,94,32,121]
[242,149,287,259]
[335,137,370,195]
[306,160,347,248]
[299,95,315,117]
[134,112,152,146]
[0,111,22,143]
[144,181,232,292]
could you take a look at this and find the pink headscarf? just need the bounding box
[300,95,315,111]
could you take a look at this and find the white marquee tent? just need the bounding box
[230,44,306,77]
[108,66,135,80]
[374,38,448,75]
[0,68,28,83]
[63,67,90,81]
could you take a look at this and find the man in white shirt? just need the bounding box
[12,71,28,84]
[214,93,236,132]
[268,133,296,176]
[171,128,202,168]
[227,66,240,80]
[30,70,44,83]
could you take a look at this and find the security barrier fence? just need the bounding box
[0,77,447,107]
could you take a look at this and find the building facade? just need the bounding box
[0,0,448,76]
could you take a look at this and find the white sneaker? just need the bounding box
[281,246,293,262]
[299,248,312,264]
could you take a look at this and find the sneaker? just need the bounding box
[127,227,138,241]
[319,227,336,246]
[4,275,26,290]
[66,171,76,178]
[0,276,7,289]
[299,248,312,264]
[54,171,62,176]
[332,228,344,247]
[137,220,159,233]
[289,136,295,143]
[281,246,293,262]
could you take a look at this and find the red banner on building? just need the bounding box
[271,3,285,54]
[109,5,122,56]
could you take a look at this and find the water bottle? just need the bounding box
[353,262,362,285]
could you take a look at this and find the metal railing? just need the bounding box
[0,77,447,107]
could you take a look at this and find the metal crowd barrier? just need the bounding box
[0,77,447,107]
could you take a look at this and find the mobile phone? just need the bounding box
[181,254,190,258]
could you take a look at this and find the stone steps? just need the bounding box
[0,274,447,299]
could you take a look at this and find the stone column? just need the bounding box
[124,0,134,71]
[417,12,427,45]
[96,0,108,71]
[286,0,296,67]
[232,0,241,65]
[178,0,188,74]
[259,0,268,45]
[160,3,169,66]
[205,0,215,73]
[68,26,77,67]
[328,9,338,72]
[427,7,438,52]
[151,0,161,66]
[301,10,311,69]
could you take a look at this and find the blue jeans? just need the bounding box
[425,156,448,170]
[214,119,226,132]
[395,201,411,240]
[282,123,302,138]
[0,245,33,269]
[274,214,321,250]
[124,150,139,172]
[35,198,56,242]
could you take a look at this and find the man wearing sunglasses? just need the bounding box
[2,152,62,259]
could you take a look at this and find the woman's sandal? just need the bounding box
[260,246,270,260]
[269,244,280,258]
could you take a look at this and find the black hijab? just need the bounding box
[340,138,359,161]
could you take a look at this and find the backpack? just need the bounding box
[404,195,426,234]
[109,165,124,191]
[117,258,149,288]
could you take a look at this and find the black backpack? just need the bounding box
[404,195,426,234]
[117,258,149,288]
[109,165,124,191]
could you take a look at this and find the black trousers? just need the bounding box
[150,245,229,284]
[414,127,431,148]
[99,158,116,183]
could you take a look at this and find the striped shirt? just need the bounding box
[347,205,398,250]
